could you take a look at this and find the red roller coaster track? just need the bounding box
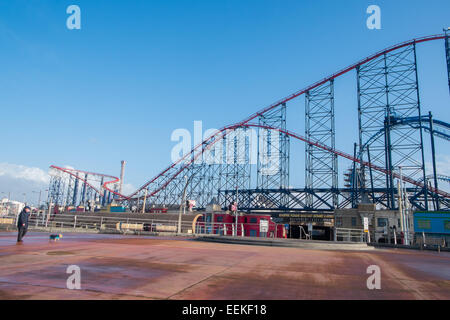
[114,123,450,201]
[51,34,448,202]
[50,165,119,197]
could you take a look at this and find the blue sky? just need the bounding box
[0,0,449,204]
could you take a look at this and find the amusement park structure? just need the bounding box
[48,32,450,213]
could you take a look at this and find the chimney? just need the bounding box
[119,160,126,195]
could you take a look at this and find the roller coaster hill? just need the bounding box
[48,33,450,218]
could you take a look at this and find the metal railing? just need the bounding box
[2,213,284,238]
[3,213,194,235]
[374,230,448,248]
[4,213,446,247]
[335,228,366,242]
[194,221,283,238]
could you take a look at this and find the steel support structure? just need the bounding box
[65,175,75,207]
[140,128,251,210]
[257,103,289,190]
[445,30,450,94]
[72,174,79,206]
[218,128,252,208]
[428,112,440,210]
[85,186,94,209]
[357,43,427,209]
[47,166,116,209]
[188,131,226,208]
[305,80,338,209]
[53,34,448,213]
[219,187,450,212]
[48,175,65,206]
[81,173,88,206]
[198,135,223,207]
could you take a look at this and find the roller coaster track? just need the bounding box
[113,123,450,201]
[360,115,450,158]
[392,116,450,141]
[51,34,449,205]
[415,174,450,185]
[237,34,445,125]
[50,165,119,197]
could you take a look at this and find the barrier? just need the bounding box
[0,218,14,225]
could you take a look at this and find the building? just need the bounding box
[334,203,415,243]
[413,212,450,247]
[275,212,334,240]
[197,211,286,238]
[0,198,25,216]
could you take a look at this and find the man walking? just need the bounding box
[17,206,31,243]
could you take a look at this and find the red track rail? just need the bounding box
[120,123,450,201]
[243,125,450,199]
[238,34,445,125]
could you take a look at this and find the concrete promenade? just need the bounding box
[0,231,449,300]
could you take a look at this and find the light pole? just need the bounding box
[235,186,239,237]
[178,174,195,235]
[396,166,412,245]
[32,190,43,208]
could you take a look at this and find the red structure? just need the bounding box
[149,207,168,213]
[196,212,286,238]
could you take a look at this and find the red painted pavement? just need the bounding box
[0,232,449,300]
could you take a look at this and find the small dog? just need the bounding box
[49,234,63,241]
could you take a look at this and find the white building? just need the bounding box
[0,198,25,216]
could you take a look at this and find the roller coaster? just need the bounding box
[48,32,450,212]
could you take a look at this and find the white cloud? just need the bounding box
[426,155,450,177]
[435,155,450,176]
[121,183,136,195]
[0,163,50,205]
[0,163,50,184]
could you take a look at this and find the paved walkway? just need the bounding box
[0,231,449,300]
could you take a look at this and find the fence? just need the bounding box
[1,212,288,238]
[335,228,366,242]
[334,227,449,247]
[3,212,194,235]
[3,213,447,247]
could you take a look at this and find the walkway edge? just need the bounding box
[195,236,373,251]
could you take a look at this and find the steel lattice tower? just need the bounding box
[357,43,427,209]
[198,135,222,206]
[305,80,338,208]
[72,174,79,206]
[218,128,252,207]
[48,175,65,205]
[65,175,75,207]
[257,103,290,190]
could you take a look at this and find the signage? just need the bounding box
[363,217,369,233]
[260,219,269,233]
